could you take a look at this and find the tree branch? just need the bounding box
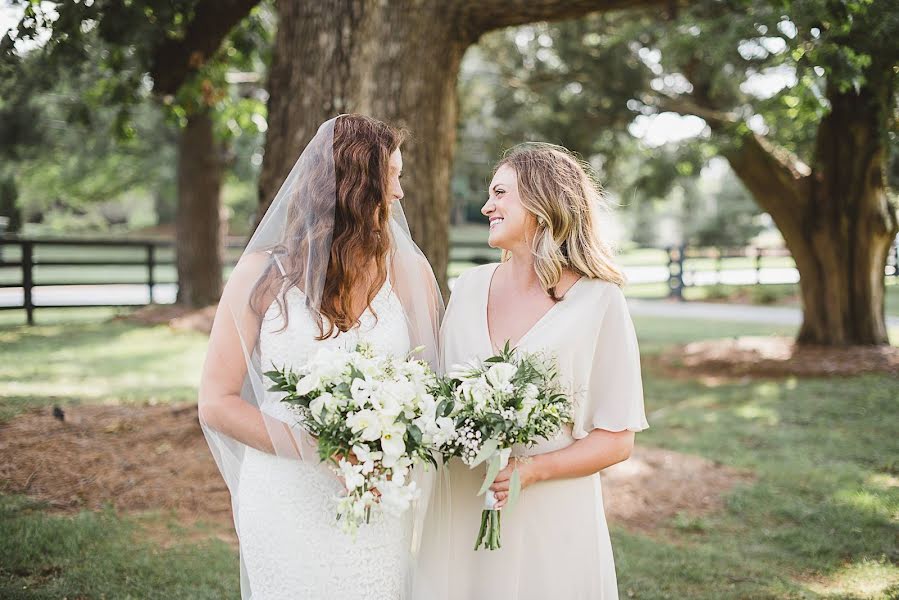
[465,0,678,35]
[149,0,261,96]
[643,89,812,206]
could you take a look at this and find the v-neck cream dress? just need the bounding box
[420,263,648,600]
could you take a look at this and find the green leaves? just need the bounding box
[471,438,500,469]
[407,423,423,445]
[508,467,522,510]
[436,397,454,418]
[478,452,503,497]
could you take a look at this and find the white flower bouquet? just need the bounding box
[265,343,454,535]
[440,342,572,550]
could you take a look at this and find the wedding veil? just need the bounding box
[197,116,447,598]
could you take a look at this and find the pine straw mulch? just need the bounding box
[652,336,899,380]
[112,304,217,333]
[0,403,748,542]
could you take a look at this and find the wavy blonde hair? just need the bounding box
[494,143,625,299]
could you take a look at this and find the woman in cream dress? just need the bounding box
[425,143,647,599]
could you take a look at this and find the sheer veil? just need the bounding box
[197,116,448,598]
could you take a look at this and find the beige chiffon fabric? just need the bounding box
[419,263,648,600]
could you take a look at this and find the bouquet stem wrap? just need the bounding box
[475,447,513,550]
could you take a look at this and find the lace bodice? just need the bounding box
[258,276,411,423]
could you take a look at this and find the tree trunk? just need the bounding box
[175,111,225,307]
[258,0,470,294]
[259,0,667,293]
[793,78,897,345]
[724,75,898,346]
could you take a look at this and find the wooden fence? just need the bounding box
[1,235,897,325]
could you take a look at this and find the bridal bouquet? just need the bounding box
[439,342,572,550]
[265,343,455,535]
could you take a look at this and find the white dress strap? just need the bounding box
[265,250,287,276]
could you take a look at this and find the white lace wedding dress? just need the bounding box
[236,274,413,599]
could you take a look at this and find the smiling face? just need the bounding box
[387,148,404,205]
[482,164,537,251]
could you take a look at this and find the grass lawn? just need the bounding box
[1,312,896,598]
[0,308,207,423]
[0,496,237,599]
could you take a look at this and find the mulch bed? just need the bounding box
[0,404,748,538]
[113,304,217,333]
[654,336,899,379]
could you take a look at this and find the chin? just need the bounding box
[487,232,509,250]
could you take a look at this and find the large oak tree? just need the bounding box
[257,0,671,295]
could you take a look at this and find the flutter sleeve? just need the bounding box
[571,284,648,438]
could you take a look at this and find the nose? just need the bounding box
[481,197,494,216]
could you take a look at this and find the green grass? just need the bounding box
[0,496,237,599]
[0,309,207,422]
[1,311,897,598]
[615,372,899,599]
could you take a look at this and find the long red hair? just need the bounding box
[251,114,406,339]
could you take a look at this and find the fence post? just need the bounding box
[147,243,156,304]
[22,240,34,325]
[715,247,722,285]
[755,247,763,284]
[892,241,899,278]
[667,245,685,301]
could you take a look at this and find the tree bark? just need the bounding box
[259,0,670,293]
[722,75,898,346]
[175,111,225,307]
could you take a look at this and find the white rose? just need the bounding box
[435,416,456,445]
[485,362,517,389]
[465,378,493,412]
[296,373,322,396]
[350,378,372,405]
[346,409,382,442]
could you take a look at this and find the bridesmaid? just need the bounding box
[434,143,648,599]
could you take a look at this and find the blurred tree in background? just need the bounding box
[1,0,268,307]
[453,0,899,345]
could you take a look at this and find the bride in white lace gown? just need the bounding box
[238,264,412,598]
[198,115,444,600]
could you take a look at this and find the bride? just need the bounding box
[197,114,444,599]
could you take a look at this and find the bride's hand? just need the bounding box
[489,457,541,509]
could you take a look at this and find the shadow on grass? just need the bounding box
[618,373,899,599]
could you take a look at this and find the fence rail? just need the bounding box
[1,235,897,325]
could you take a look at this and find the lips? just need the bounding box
[489,217,504,229]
